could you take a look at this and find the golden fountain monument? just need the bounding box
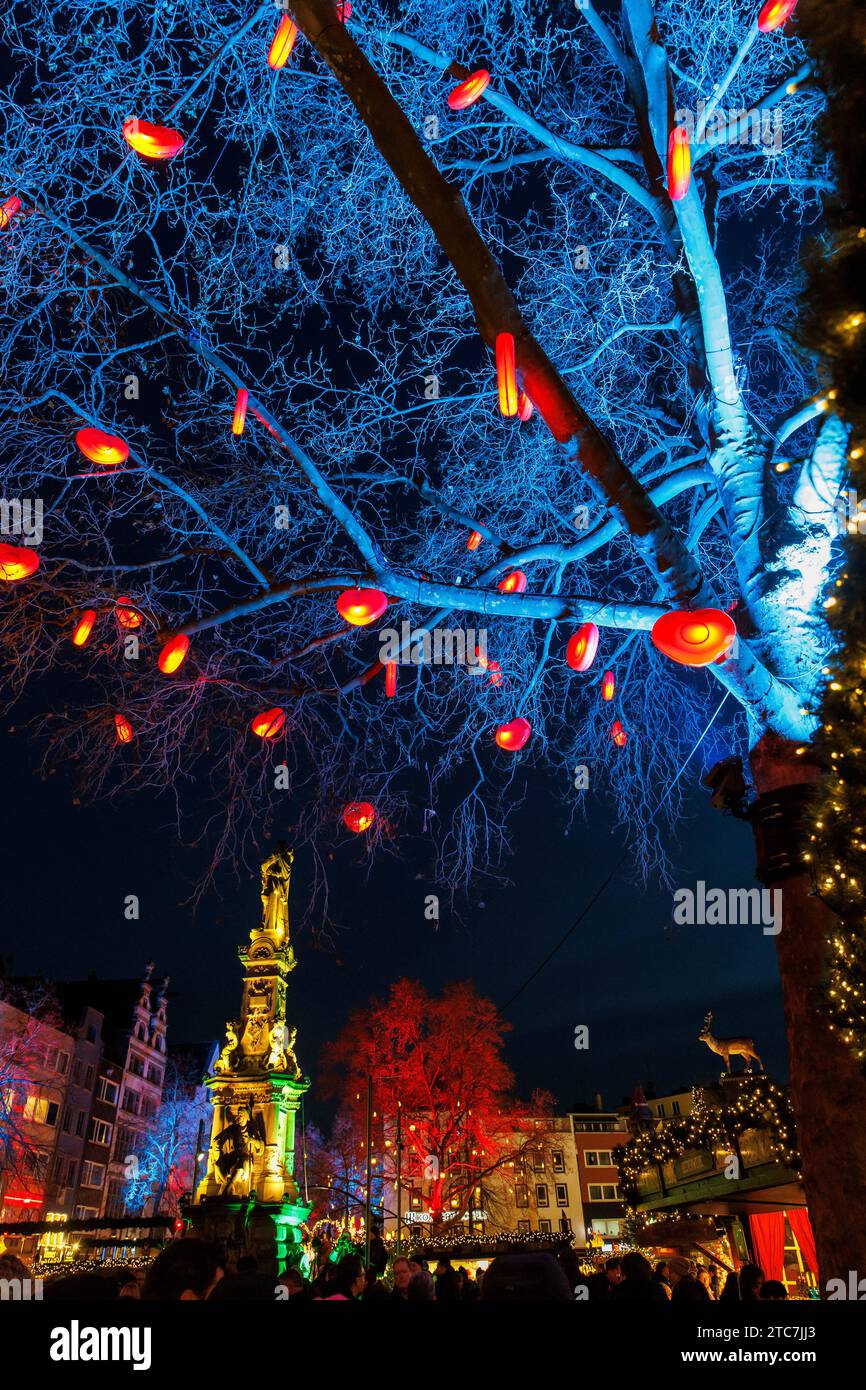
[190,844,311,1273]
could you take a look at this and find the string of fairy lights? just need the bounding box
[795,0,866,1065]
[615,1080,798,1198]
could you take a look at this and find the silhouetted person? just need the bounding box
[318,1253,366,1301]
[368,1223,388,1278]
[481,1252,573,1300]
[613,1252,668,1302]
[673,1272,710,1302]
[44,1273,123,1301]
[739,1263,765,1301]
[585,1256,623,1300]
[142,1238,225,1301]
[654,1259,672,1298]
[407,1269,435,1300]
[760,1279,788,1300]
[434,1258,461,1301]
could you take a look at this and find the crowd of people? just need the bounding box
[584,1254,789,1302]
[0,1240,791,1302]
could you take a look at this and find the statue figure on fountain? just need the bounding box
[259,843,296,964]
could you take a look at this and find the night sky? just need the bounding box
[0,721,788,1120]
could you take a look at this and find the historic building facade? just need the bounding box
[0,964,171,1258]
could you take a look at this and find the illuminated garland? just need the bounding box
[400,1229,571,1257]
[615,1081,798,1200]
[796,0,866,1065]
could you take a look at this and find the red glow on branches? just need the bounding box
[250,707,286,738]
[75,427,130,468]
[495,716,531,751]
[114,714,135,744]
[475,646,502,686]
[385,661,397,698]
[757,0,798,32]
[336,588,388,626]
[122,119,185,160]
[517,390,534,422]
[496,332,518,417]
[231,388,248,435]
[667,127,691,201]
[566,623,599,672]
[651,608,737,666]
[115,598,142,630]
[268,16,298,69]
[601,669,616,701]
[72,610,97,647]
[447,69,491,111]
[158,634,190,674]
[498,570,527,594]
[0,543,39,582]
[343,801,376,833]
[610,720,628,748]
[0,196,22,229]
[467,530,483,551]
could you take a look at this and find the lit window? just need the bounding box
[81,1161,106,1190]
[89,1118,113,1146]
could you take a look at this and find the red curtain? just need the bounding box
[786,1208,818,1276]
[749,1212,785,1281]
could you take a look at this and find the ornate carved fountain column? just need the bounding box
[191,844,311,1273]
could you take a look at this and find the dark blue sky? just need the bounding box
[0,725,787,1120]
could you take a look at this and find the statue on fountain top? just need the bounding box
[259,843,294,945]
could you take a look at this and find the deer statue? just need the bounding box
[698,1012,763,1075]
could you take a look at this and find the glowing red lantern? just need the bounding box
[651,608,737,667]
[667,127,691,202]
[72,610,97,647]
[385,661,397,698]
[251,707,286,738]
[0,196,21,229]
[114,714,135,744]
[158,634,190,674]
[496,332,518,418]
[498,570,527,595]
[343,801,376,833]
[231,388,248,436]
[0,543,39,582]
[610,720,628,748]
[475,646,502,686]
[566,623,599,673]
[75,426,130,468]
[122,118,185,160]
[757,0,798,31]
[517,390,534,422]
[495,717,531,751]
[447,69,491,111]
[467,530,483,551]
[115,597,142,630]
[601,670,615,701]
[336,587,388,627]
[268,15,298,69]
